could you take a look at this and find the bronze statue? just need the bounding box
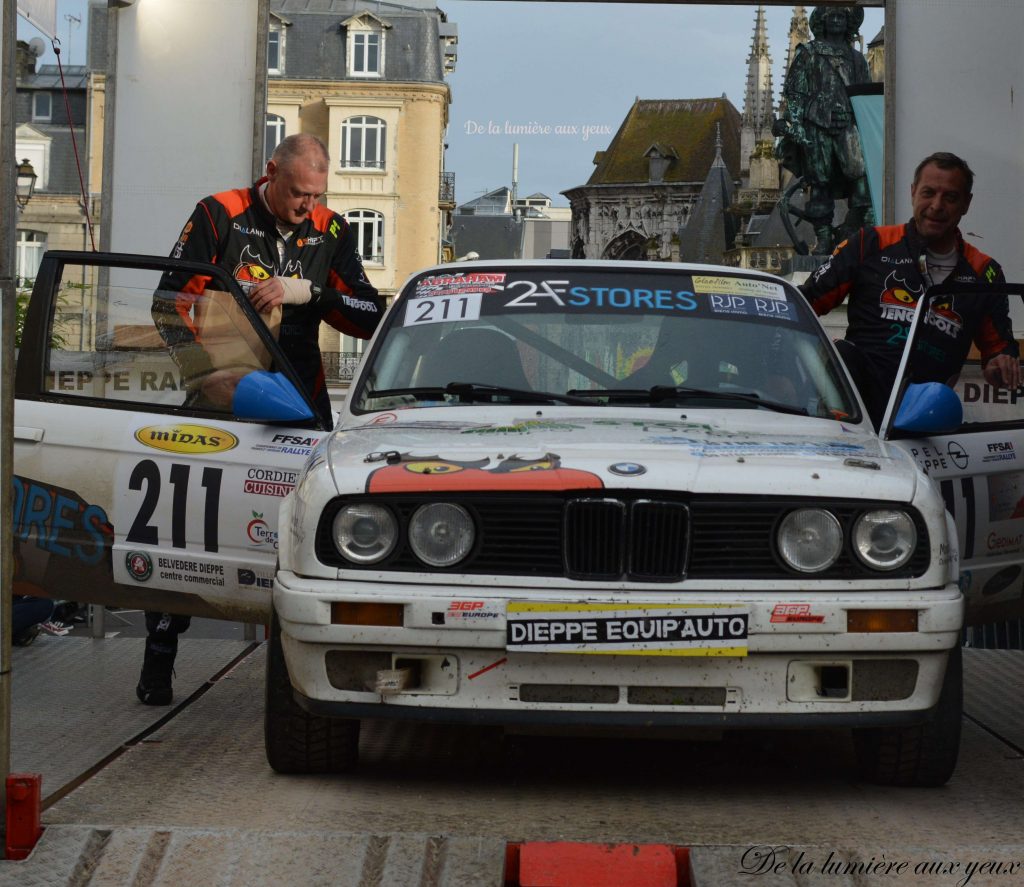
[775,6,872,254]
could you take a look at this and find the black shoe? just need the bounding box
[12,625,41,647]
[136,680,173,706]
[137,644,176,706]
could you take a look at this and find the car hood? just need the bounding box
[326,409,918,501]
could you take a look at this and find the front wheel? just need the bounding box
[264,609,360,774]
[853,646,962,787]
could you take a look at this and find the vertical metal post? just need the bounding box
[882,0,896,225]
[0,0,20,827]
[98,1,119,254]
[253,0,269,181]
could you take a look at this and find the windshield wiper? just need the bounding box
[363,383,594,406]
[567,386,808,416]
[361,386,448,402]
[445,382,595,405]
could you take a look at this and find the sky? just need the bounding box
[18,1,883,207]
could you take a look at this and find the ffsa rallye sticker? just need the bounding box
[402,270,806,329]
[506,602,749,656]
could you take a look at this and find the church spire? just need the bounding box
[784,5,811,81]
[739,3,774,182]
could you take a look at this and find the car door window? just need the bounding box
[32,259,285,419]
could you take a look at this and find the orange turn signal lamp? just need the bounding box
[331,602,404,627]
[847,609,918,633]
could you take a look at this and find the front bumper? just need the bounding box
[274,571,964,726]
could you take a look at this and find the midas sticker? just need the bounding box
[135,424,238,454]
[692,276,786,300]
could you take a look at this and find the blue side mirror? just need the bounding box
[233,371,315,422]
[893,382,963,434]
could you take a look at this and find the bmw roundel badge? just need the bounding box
[609,462,646,476]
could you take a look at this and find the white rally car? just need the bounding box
[14,253,1024,787]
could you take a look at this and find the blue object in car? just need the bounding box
[893,382,963,434]
[233,371,314,422]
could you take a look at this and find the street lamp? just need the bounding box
[16,159,38,210]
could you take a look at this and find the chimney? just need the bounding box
[16,40,38,81]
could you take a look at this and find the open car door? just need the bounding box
[882,282,1024,625]
[13,251,331,623]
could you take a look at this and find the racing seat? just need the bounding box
[417,327,532,391]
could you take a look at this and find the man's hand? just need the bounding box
[199,368,247,407]
[983,354,1022,390]
[248,276,312,312]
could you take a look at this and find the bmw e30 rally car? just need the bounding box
[267,261,1024,786]
[14,252,1024,786]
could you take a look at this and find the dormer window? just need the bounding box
[644,143,678,184]
[344,12,390,78]
[32,93,51,123]
[352,33,380,75]
[268,13,290,75]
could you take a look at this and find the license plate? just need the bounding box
[506,602,749,656]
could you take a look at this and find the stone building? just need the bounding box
[563,97,742,261]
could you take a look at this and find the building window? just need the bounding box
[265,114,286,165]
[268,15,288,74]
[349,31,382,77]
[268,30,281,73]
[16,230,46,286]
[341,116,386,170]
[32,93,51,123]
[343,210,384,264]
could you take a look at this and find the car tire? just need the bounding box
[264,609,360,774]
[853,645,962,787]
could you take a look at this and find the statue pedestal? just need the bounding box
[782,254,830,277]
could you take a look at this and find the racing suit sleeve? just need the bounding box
[314,214,386,339]
[973,262,1020,364]
[797,229,866,316]
[152,199,223,392]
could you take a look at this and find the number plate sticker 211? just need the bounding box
[506,602,749,656]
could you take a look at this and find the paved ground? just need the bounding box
[2,637,1022,885]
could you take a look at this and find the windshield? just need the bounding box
[353,266,858,420]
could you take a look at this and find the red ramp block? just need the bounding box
[6,773,43,860]
[507,841,690,887]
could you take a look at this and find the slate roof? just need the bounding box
[677,144,738,263]
[20,65,88,90]
[271,0,449,82]
[586,98,742,186]
[32,126,90,194]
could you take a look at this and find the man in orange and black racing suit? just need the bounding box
[140,134,383,707]
[800,152,1020,429]
[153,132,383,425]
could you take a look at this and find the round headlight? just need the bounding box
[777,508,843,572]
[853,509,917,571]
[332,504,398,564]
[408,503,475,568]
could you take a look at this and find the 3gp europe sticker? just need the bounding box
[404,292,482,327]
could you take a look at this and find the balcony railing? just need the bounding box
[439,171,456,207]
[322,351,364,385]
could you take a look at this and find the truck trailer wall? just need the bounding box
[104,0,262,257]
[890,0,1024,289]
